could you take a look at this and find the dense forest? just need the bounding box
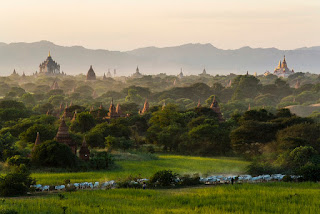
[0,71,319,178]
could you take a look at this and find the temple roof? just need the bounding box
[56,117,70,139]
[86,65,96,80]
[33,132,41,151]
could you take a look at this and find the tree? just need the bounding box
[232,75,260,100]
[0,164,35,197]
[277,123,320,152]
[31,140,78,168]
[125,89,143,103]
[0,132,16,161]
[70,112,96,133]
[105,136,134,151]
[20,124,56,143]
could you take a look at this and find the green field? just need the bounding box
[31,155,249,185]
[1,183,320,213]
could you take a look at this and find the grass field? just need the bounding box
[31,154,249,185]
[1,182,320,213]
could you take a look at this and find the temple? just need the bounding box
[39,52,60,75]
[55,117,77,154]
[32,132,41,152]
[79,137,90,161]
[105,99,125,119]
[86,65,96,80]
[139,99,149,115]
[210,96,225,123]
[197,99,201,108]
[273,56,294,77]
[178,68,184,79]
[132,66,143,78]
[107,69,112,77]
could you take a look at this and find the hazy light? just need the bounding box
[0,0,319,50]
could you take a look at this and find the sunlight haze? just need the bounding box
[1,0,320,50]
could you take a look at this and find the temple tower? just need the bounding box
[55,117,77,154]
[210,96,224,122]
[86,65,96,80]
[32,132,41,152]
[79,137,90,161]
[140,99,149,114]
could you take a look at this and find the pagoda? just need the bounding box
[79,137,90,161]
[32,132,41,152]
[139,99,149,115]
[55,117,77,154]
[132,66,143,78]
[210,96,224,122]
[197,99,201,108]
[39,51,60,75]
[273,56,294,77]
[86,65,96,80]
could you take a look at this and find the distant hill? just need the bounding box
[0,41,320,76]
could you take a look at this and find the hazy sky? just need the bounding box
[1,0,319,51]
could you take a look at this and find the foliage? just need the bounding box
[89,151,113,170]
[70,112,96,133]
[149,170,178,187]
[31,140,78,168]
[0,164,35,197]
[6,155,30,167]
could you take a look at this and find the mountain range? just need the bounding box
[0,40,319,76]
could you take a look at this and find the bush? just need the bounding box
[179,174,200,186]
[282,175,293,182]
[6,155,30,167]
[298,164,320,182]
[31,140,78,169]
[0,209,18,214]
[116,175,143,189]
[0,165,36,197]
[150,170,178,187]
[247,161,278,176]
[90,151,113,170]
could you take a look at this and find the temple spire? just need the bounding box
[48,51,51,57]
[32,132,41,152]
[162,101,166,110]
[197,99,201,108]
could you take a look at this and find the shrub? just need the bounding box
[150,170,178,187]
[6,155,30,167]
[90,151,113,170]
[0,209,18,214]
[298,164,320,182]
[247,161,278,176]
[116,175,143,189]
[31,140,78,169]
[0,165,36,197]
[282,175,293,182]
[179,174,200,186]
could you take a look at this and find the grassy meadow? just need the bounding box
[1,182,320,213]
[31,154,249,185]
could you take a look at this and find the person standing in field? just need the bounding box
[143,182,147,189]
[231,177,234,185]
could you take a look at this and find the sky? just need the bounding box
[0,0,319,51]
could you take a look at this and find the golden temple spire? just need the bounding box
[48,51,51,57]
